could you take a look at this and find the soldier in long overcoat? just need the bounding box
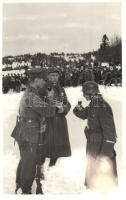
[38,67,71,167]
[73,81,118,190]
[11,68,56,194]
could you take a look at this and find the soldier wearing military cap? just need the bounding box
[11,68,56,194]
[73,81,118,190]
[47,67,60,75]
[38,66,71,168]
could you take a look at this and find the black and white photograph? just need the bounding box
[2,0,125,198]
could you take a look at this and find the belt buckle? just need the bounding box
[28,120,32,123]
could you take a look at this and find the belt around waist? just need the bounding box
[20,117,39,123]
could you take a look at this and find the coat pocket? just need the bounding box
[11,121,22,141]
[21,121,40,143]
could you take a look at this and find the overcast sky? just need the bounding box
[3,3,121,56]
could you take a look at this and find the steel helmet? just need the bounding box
[82,81,99,95]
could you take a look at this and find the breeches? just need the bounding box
[17,142,38,193]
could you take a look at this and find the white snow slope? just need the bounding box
[2,86,125,197]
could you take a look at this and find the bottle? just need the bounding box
[77,101,82,110]
[60,92,64,103]
[47,87,52,92]
[78,101,82,107]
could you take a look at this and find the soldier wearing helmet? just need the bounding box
[82,81,99,101]
[73,81,118,190]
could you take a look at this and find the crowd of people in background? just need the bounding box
[3,73,28,94]
[2,53,122,94]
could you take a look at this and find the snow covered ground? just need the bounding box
[2,86,125,197]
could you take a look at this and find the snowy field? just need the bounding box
[2,86,125,198]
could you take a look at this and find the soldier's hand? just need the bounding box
[57,104,64,113]
[75,105,83,111]
[47,88,55,99]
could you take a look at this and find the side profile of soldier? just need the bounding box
[11,68,56,194]
[73,81,118,190]
[38,67,71,169]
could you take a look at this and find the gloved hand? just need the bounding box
[100,141,114,158]
[56,101,64,113]
[57,106,64,113]
[47,88,54,98]
[75,105,83,111]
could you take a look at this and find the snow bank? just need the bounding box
[3,86,124,195]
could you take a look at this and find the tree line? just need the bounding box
[92,34,121,66]
[2,34,122,67]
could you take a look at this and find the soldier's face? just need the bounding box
[48,73,59,85]
[36,78,46,88]
[83,92,90,101]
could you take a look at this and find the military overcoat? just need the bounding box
[39,84,71,158]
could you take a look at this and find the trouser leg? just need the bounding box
[36,145,46,180]
[15,160,22,193]
[84,142,103,189]
[110,152,118,185]
[16,160,22,185]
[35,145,46,195]
[35,157,46,194]
[84,154,96,188]
[35,158,46,180]
[84,151,118,189]
[19,142,37,194]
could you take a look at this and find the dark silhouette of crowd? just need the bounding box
[3,73,28,94]
[2,53,122,94]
